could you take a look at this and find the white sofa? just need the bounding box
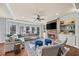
[24,33,38,41]
[5,36,25,52]
[5,42,14,52]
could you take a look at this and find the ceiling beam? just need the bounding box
[72,3,77,9]
[4,3,16,20]
[72,3,79,13]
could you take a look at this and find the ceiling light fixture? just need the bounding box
[22,17,25,19]
[56,13,59,16]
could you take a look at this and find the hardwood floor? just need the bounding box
[0,43,5,56]
[5,45,79,56]
[5,48,28,56]
[66,45,79,56]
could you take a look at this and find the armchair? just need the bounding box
[36,43,69,56]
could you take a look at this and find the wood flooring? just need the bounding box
[5,45,79,56]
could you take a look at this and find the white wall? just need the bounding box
[74,13,79,48]
[0,18,6,43]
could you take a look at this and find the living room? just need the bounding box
[0,3,79,56]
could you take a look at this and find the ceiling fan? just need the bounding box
[35,14,44,22]
[33,11,45,22]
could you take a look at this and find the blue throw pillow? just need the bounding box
[45,39,52,45]
[35,40,43,48]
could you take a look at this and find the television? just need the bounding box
[46,22,57,29]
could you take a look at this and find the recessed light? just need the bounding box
[56,13,59,16]
[22,17,25,18]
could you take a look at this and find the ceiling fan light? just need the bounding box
[37,17,40,19]
[56,13,59,16]
[22,16,25,18]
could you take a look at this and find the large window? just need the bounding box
[32,27,35,34]
[10,25,16,35]
[26,26,30,33]
[19,26,24,35]
[37,27,40,34]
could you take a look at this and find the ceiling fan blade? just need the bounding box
[40,18,44,20]
[33,19,37,22]
[32,17,37,20]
